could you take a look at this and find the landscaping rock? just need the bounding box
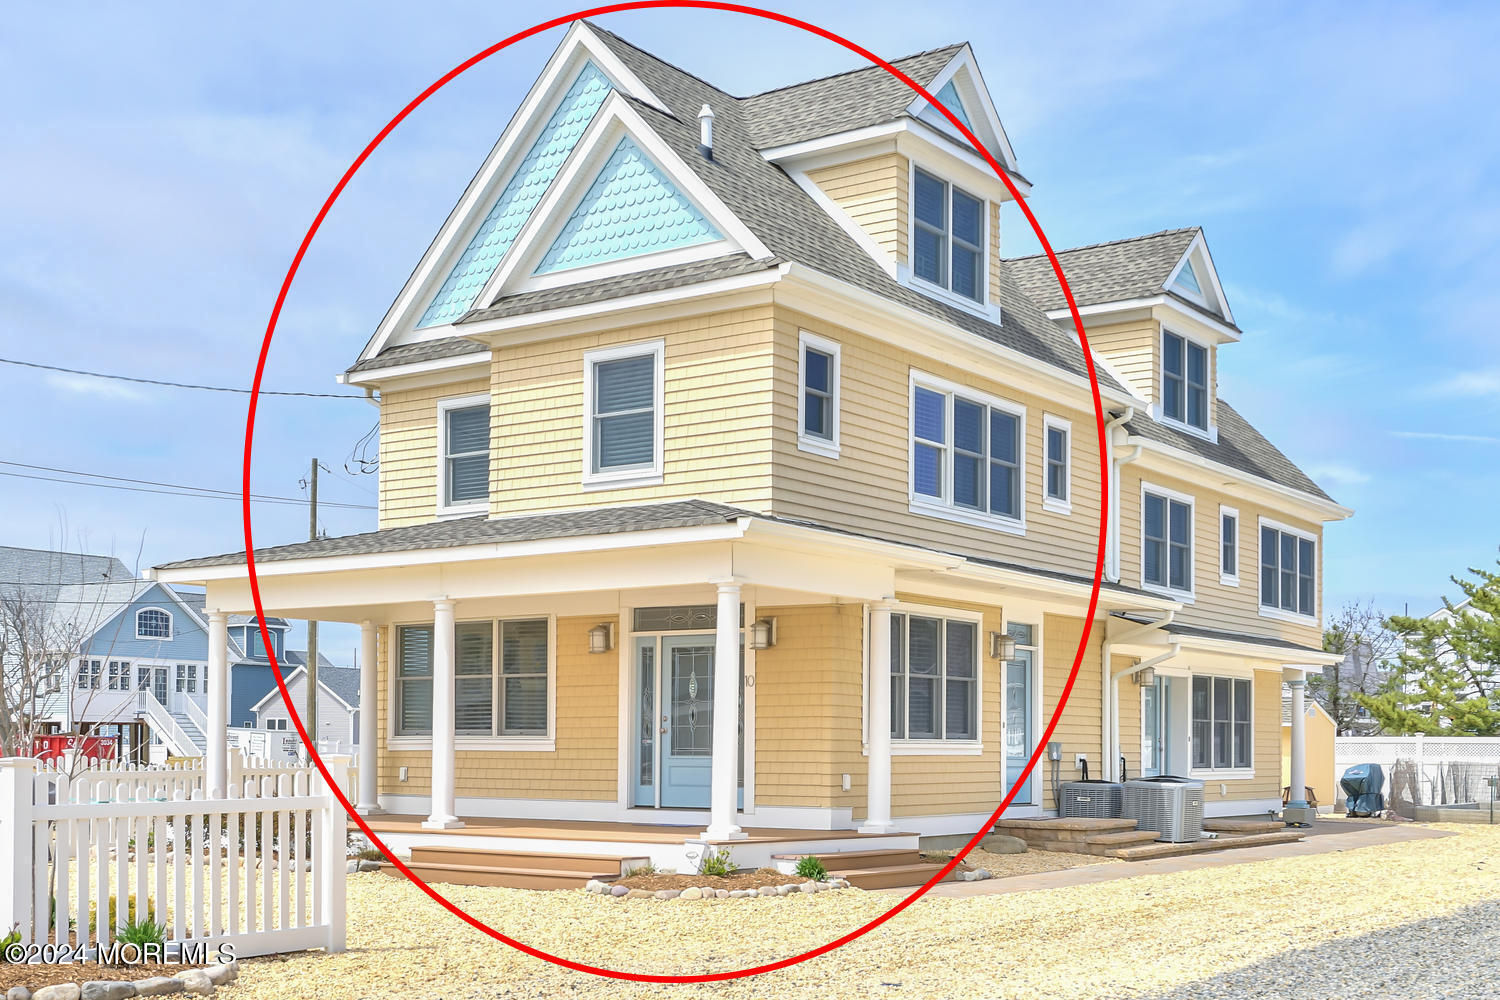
[584,879,608,893]
[131,979,184,997]
[7,987,32,1000]
[357,860,382,872]
[757,886,778,897]
[715,888,729,898]
[625,889,653,899]
[81,983,136,1000]
[32,987,81,1000]
[979,834,1028,855]
[654,889,680,900]
[797,881,817,893]
[201,966,234,987]
[679,887,702,899]
[173,971,214,997]
[609,885,628,896]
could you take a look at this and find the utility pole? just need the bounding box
[306,457,320,759]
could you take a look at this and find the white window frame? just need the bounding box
[1188,671,1255,778]
[1042,414,1071,514]
[907,370,1027,535]
[1258,516,1319,624]
[387,616,557,752]
[1139,481,1195,601]
[796,330,841,459]
[1219,504,1240,587]
[134,607,173,640]
[581,339,665,490]
[906,161,991,314]
[436,393,491,517]
[869,601,984,756]
[175,663,198,694]
[1155,327,1214,440]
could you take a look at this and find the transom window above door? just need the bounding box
[910,375,1024,532]
[912,168,985,303]
[583,340,664,487]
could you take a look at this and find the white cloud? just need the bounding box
[1423,369,1500,399]
[44,372,147,402]
[1392,430,1500,445]
[1305,463,1372,486]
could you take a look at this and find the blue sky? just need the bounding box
[2,1,1496,664]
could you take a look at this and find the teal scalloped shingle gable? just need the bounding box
[417,62,612,328]
[533,136,722,275]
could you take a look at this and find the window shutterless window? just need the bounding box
[583,340,664,485]
[1190,675,1251,769]
[77,659,101,690]
[1260,523,1317,617]
[1220,507,1239,584]
[913,168,985,303]
[1044,416,1070,508]
[396,619,550,738]
[1162,331,1208,430]
[1143,489,1192,593]
[136,608,171,639]
[107,660,129,691]
[888,612,978,742]
[797,332,841,456]
[911,377,1023,526]
[441,400,490,508]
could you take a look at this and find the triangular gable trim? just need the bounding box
[1162,231,1235,327]
[355,21,672,364]
[476,92,770,302]
[246,664,358,715]
[904,45,1019,173]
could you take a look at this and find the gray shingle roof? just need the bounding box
[1007,228,1232,325]
[0,546,132,596]
[1164,620,1325,656]
[346,336,487,374]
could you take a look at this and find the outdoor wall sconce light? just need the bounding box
[750,617,778,650]
[1134,666,1157,686]
[588,622,615,654]
[988,631,1017,660]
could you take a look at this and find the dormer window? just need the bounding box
[913,169,984,303]
[136,608,172,639]
[1162,330,1208,430]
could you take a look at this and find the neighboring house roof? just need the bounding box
[248,664,359,714]
[1281,690,1335,726]
[229,613,290,628]
[44,581,157,642]
[0,546,132,598]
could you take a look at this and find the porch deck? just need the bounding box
[354,813,915,845]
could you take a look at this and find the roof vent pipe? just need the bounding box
[697,104,715,160]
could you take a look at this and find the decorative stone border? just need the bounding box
[584,878,851,899]
[953,868,995,882]
[7,959,239,1000]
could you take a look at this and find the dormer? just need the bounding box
[232,617,287,661]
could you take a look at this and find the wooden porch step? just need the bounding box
[773,849,922,870]
[410,844,629,875]
[834,862,958,890]
[380,860,616,890]
[1105,829,1305,861]
[1203,818,1285,835]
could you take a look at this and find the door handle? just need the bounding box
[659,727,667,734]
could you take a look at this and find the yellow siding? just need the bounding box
[1120,466,1324,648]
[1039,614,1106,807]
[1205,672,1284,805]
[769,307,1106,579]
[487,306,777,516]
[989,201,1003,305]
[377,615,618,801]
[806,154,908,265]
[377,376,489,529]
[1113,654,1143,781]
[1083,319,1156,402]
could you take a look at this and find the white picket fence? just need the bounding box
[1335,735,1500,804]
[0,755,349,958]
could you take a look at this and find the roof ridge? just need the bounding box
[739,42,965,99]
[581,20,740,102]
[1003,227,1201,263]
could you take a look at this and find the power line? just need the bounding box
[0,460,374,510]
[0,356,367,400]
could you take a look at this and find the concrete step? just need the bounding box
[1105,829,1305,861]
[411,845,630,875]
[774,849,922,871]
[1085,829,1162,847]
[381,860,615,891]
[1204,818,1285,835]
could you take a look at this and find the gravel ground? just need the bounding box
[236,823,1498,1000]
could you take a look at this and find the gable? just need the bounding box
[79,582,209,660]
[533,136,722,274]
[1172,257,1204,297]
[923,80,973,131]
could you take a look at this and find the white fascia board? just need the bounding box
[776,262,1137,411]
[475,92,772,306]
[1162,230,1236,328]
[1169,632,1341,666]
[357,23,671,367]
[151,521,750,585]
[902,45,1022,177]
[1127,435,1354,522]
[247,665,306,714]
[342,348,493,390]
[1044,296,1242,344]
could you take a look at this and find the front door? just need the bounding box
[1004,624,1036,804]
[633,634,742,809]
[1142,676,1169,776]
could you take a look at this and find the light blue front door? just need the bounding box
[1142,676,1170,776]
[633,634,742,809]
[1004,624,1036,804]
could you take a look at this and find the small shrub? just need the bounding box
[115,917,167,949]
[699,847,735,878]
[622,862,659,877]
[88,894,153,933]
[356,848,385,862]
[0,925,19,962]
[794,855,828,881]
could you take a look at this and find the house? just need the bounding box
[151,22,1348,870]
[2,545,335,761]
[1281,688,1336,811]
[247,663,361,754]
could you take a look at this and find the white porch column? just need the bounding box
[705,582,746,841]
[356,620,381,814]
[861,599,897,834]
[423,600,462,830]
[1284,667,1313,823]
[205,611,229,798]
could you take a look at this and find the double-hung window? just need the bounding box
[583,340,664,486]
[1260,521,1317,618]
[1161,331,1209,430]
[175,663,197,694]
[439,396,490,511]
[797,332,840,457]
[1142,486,1193,595]
[1220,506,1239,586]
[77,659,101,690]
[889,612,978,742]
[396,618,551,739]
[1191,675,1252,770]
[913,169,985,303]
[1043,415,1070,511]
[107,660,130,691]
[911,376,1024,529]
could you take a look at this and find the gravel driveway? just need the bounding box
[238,823,1497,1000]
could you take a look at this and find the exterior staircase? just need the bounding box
[773,848,957,889]
[170,712,207,754]
[992,817,1305,861]
[379,845,626,890]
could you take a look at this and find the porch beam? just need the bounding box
[860,599,897,834]
[704,581,746,841]
[205,611,229,798]
[356,620,380,814]
[423,600,462,830]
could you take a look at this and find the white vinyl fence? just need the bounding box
[0,755,349,958]
[1335,735,1500,806]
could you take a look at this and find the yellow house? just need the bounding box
[152,22,1348,872]
[1282,690,1338,811]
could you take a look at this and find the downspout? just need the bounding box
[1101,610,1175,781]
[1103,406,1139,585]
